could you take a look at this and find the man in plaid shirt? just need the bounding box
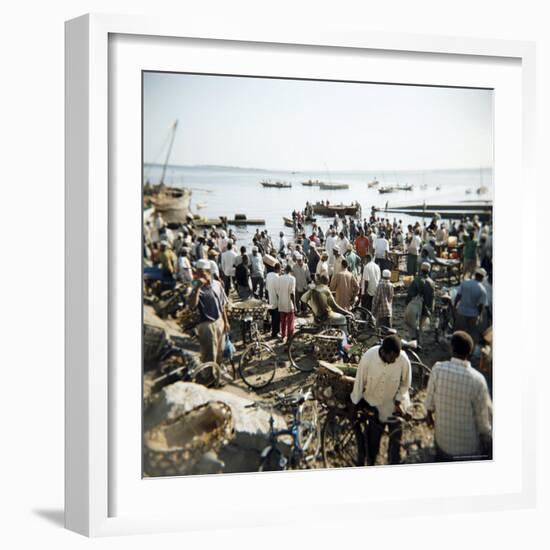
[425,331,492,461]
[372,269,394,327]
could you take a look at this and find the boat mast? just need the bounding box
[160,119,178,187]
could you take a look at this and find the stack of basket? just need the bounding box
[228,298,268,323]
[314,361,355,411]
[312,328,344,362]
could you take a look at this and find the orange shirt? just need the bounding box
[355,236,370,258]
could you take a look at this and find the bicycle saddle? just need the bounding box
[380,326,397,336]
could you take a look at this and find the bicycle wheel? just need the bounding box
[321,412,365,468]
[239,341,277,390]
[386,419,435,465]
[191,361,221,388]
[297,399,321,464]
[259,446,287,471]
[410,361,431,397]
[288,329,319,372]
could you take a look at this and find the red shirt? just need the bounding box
[355,236,369,258]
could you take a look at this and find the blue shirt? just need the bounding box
[198,279,226,323]
[456,279,487,317]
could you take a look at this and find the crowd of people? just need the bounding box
[145,205,492,346]
[144,203,494,465]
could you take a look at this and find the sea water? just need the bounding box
[144,165,493,247]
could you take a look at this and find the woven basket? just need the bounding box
[144,401,234,477]
[143,324,168,362]
[312,328,344,362]
[314,361,355,410]
[228,299,268,322]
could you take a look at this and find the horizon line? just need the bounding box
[143,162,493,174]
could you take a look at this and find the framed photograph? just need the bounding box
[65,13,536,536]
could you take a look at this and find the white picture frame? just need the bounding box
[65,13,537,537]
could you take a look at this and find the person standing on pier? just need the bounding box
[372,269,394,328]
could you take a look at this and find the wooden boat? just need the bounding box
[146,120,192,228]
[228,217,266,226]
[378,186,397,194]
[319,182,349,190]
[193,215,265,227]
[367,179,379,188]
[301,179,320,186]
[261,180,292,188]
[312,202,360,217]
[396,184,413,191]
[375,201,492,222]
[283,216,295,227]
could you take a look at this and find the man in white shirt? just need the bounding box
[374,231,390,267]
[325,230,338,263]
[337,231,350,255]
[350,335,412,465]
[265,263,281,338]
[277,265,296,341]
[407,229,422,275]
[220,240,238,295]
[329,247,344,278]
[315,252,329,279]
[249,246,266,299]
[360,253,381,311]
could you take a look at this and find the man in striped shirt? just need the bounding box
[372,269,394,328]
[425,331,492,461]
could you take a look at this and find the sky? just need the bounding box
[143,72,493,172]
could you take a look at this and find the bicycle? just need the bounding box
[287,313,369,373]
[342,322,431,398]
[433,287,455,343]
[238,317,278,390]
[245,389,322,471]
[380,405,434,465]
[321,403,433,468]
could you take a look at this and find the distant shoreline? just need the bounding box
[143,163,494,175]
